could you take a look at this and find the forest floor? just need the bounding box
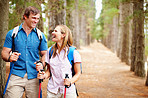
[6,41,148,98]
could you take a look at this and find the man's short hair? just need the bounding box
[23,6,40,19]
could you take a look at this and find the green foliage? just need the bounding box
[8,0,42,30]
[49,0,66,14]
[44,32,55,47]
[101,0,119,24]
[145,45,148,56]
[145,28,148,56]
[102,0,119,9]
[91,0,119,41]
[66,0,75,26]
[101,8,119,24]
[47,41,55,47]
[90,16,105,41]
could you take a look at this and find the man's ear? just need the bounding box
[24,15,27,20]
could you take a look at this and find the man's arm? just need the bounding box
[40,50,47,67]
[1,47,12,62]
[1,47,21,62]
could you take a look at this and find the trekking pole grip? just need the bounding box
[40,69,44,82]
[65,74,69,88]
[12,50,18,63]
[36,60,44,82]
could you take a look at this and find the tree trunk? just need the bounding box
[71,0,80,48]
[133,0,145,77]
[112,15,119,53]
[0,0,9,97]
[130,2,137,71]
[119,2,130,64]
[79,11,87,46]
[48,0,66,40]
[146,68,148,86]
[128,2,133,66]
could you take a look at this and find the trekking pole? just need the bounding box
[38,69,44,98]
[36,60,44,98]
[3,51,18,98]
[64,74,69,98]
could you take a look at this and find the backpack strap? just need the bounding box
[11,26,43,51]
[12,26,19,52]
[36,28,43,51]
[67,46,76,76]
[36,28,43,40]
[12,26,19,38]
[49,46,53,59]
[67,46,76,66]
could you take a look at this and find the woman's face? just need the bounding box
[52,26,65,44]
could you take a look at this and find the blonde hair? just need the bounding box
[52,25,73,57]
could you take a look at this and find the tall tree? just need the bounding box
[48,0,66,40]
[119,1,130,64]
[71,0,80,48]
[145,0,148,86]
[112,15,119,53]
[0,0,9,96]
[132,0,145,77]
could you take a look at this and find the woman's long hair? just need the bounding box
[52,25,73,58]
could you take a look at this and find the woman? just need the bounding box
[36,25,81,98]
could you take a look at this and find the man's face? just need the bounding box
[24,13,40,29]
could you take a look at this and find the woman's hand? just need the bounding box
[37,71,45,79]
[64,78,72,87]
[34,61,43,71]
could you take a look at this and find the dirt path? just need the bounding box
[76,41,148,98]
[6,41,148,98]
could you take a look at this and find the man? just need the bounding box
[1,6,47,98]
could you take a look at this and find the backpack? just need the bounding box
[49,46,82,76]
[48,46,82,96]
[12,26,43,52]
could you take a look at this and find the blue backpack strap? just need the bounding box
[49,46,53,59]
[67,46,76,76]
[67,46,82,75]
[67,46,76,65]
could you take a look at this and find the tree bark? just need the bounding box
[133,0,145,77]
[48,0,66,41]
[0,0,9,97]
[71,0,80,48]
[119,2,130,64]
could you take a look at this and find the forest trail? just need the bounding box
[76,41,148,98]
[5,41,148,98]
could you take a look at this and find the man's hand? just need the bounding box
[9,52,21,62]
[35,61,43,72]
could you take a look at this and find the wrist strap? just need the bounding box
[8,55,11,62]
